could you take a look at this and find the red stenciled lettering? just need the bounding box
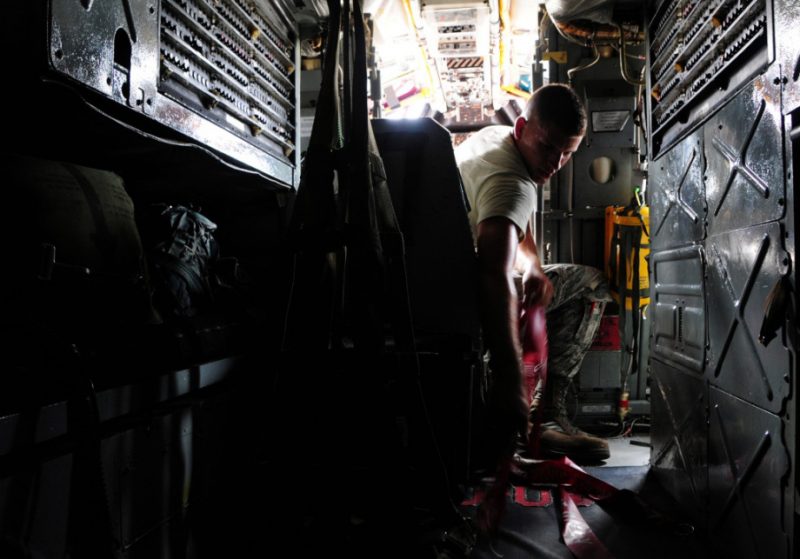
[461,486,554,507]
[461,487,487,507]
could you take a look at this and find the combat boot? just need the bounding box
[538,376,609,464]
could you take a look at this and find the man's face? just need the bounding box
[514,114,584,184]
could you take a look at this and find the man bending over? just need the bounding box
[456,83,611,464]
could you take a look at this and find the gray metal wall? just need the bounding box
[536,25,649,423]
[647,1,797,556]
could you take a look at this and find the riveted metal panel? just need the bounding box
[649,130,706,251]
[650,360,707,522]
[114,409,193,553]
[705,75,786,235]
[706,222,791,414]
[708,386,790,559]
[572,146,635,208]
[775,0,800,114]
[650,246,706,374]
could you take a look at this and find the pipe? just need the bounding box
[617,24,645,86]
[555,19,644,43]
[567,41,600,84]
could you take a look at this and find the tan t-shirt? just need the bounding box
[455,125,537,241]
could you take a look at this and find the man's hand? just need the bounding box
[522,264,553,308]
[486,375,531,459]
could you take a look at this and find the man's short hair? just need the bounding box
[524,84,587,136]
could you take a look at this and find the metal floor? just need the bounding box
[466,433,713,559]
[601,435,651,467]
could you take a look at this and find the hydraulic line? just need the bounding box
[567,41,600,83]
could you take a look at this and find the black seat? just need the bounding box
[372,118,483,483]
[371,118,480,354]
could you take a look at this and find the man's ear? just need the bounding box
[513,116,527,140]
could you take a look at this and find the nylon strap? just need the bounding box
[282,0,343,351]
[476,303,686,557]
[560,486,615,559]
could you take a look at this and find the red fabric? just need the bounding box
[478,304,620,558]
[560,486,615,559]
[520,304,549,457]
[478,304,548,534]
[514,457,618,559]
[514,457,617,501]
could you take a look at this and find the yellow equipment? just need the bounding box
[604,203,650,310]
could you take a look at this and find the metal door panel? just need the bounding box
[708,386,790,559]
[114,409,193,552]
[706,222,791,413]
[650,131,705,250]
[775,0,800,114]
[650,360,707,520]
[704,75,785,235]
[650,246,706,373]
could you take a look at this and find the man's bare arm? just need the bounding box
[476,217,529,438]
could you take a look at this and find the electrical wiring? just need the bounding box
[595,415,651,440]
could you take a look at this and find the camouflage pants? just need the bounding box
[524,264,611,381]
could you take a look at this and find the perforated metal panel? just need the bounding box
[706,222,792,413]
[704,75,786,235]
[48,0,299,187]
[708,386,790,559]
[649,131,705,251]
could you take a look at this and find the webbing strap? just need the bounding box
[611,213,644,383]
[618,222,628,373]
[521,305,548,458]
[286,0,342,239]
[476,304,687,557]
[282,0,344,351]
[513,456,690,558]
[630,226,641,377]
[560,486,615,559]
[478,304,548,535]
[464,457,694,554]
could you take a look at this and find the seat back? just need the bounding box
[371,118,480,353]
